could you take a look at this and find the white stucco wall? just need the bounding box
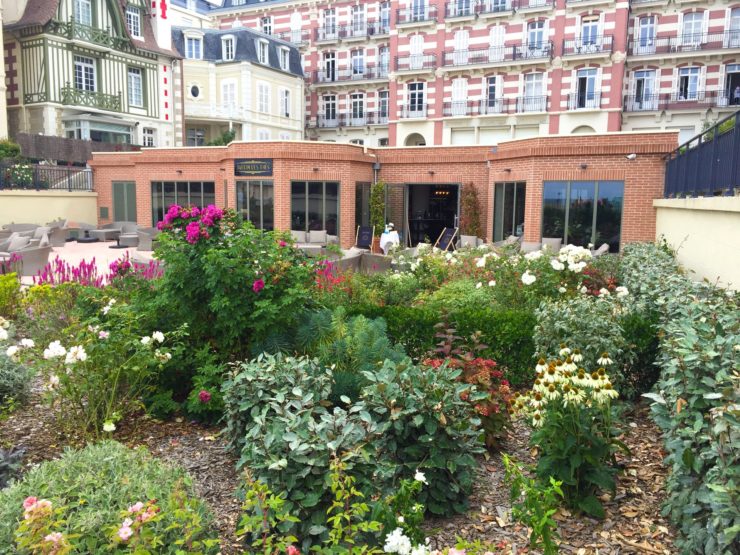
[654,197,740,290]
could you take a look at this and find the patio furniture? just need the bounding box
[89,221,137,242]
[1,223,39,233]
[12,245,53,277]
[459,235,482,248]
[354,226,374,249]
[541,237,563,252]
[521,241,542,253]
[291,230,336,254]
[137,228,160,251]
[0,235,30,253]
[28,227,51,247]
[46,219,70,247]
[66,222,97,241]
[434,227,458,251]
[591,243,610,256]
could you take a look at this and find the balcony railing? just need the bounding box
[516,95,549,112]
[274,30,310,46]
[567,92,602,110]
[665,110,740,197]
[396,5,437,24]
[315,25,342,41]
[442,99,508,116]
[442,42,553,66]
[623,91,734,112]
[562,35,613,56]
[313,66,390,84]
[445,1,476,18]
[46,19,129,50]
[0,162,93,192]
[477,0,514,16]
[629,31,740,56]
[60,86,121,112]
[400,104,428,118]
[342,20,390,39]
[395,54,437,71]
[312,111,389,128]
[514,0,553,9]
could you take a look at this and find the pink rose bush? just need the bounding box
[114,500,162,546]
[15,497,72,555]
[157,204,224,245]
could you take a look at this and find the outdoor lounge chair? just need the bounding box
[591,243,610,256]
[493,235,521,248]
[0,235,30,253]
[46,219,70,247]
[89,223,124,241]
[28,227,51,247]
[521,241,542,253]
[13,245,52,277]
[137,228,160,251]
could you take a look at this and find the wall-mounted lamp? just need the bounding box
[176,169,183,174]
[503,168,511,173]
[312,167,319,172]
[579,163,588,170]
[428,170,435,175]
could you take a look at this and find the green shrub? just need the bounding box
[422,278,497,315]
[0,447,23,489]
[19,283,80,349]
[620,310,660,397]
[347,304,438,359]
[0,321,32,408]
[184,346,227,423]
[0,140,21,161]
[0,441,219,554]
[362,359,485,516]
[0,274,21,319]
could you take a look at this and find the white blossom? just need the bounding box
[615,286,629,298]
[43,341,67,360]
[414,470,427,484]
[5,345,18,359]
[558,286,567,293]
[488,280,496,287]
[20,338,35,348]
[521,271,536,285]
[598,288,611,297]
[476,282,482,289]
[64,345,87,365]
[550,259,565,271]
[0,328,7,341]
[597,353,614,366]
[524,250,543,261]
[384,528,412,555]
[141,336,152,345]
[102,421,116,433]
[151,331,165,343]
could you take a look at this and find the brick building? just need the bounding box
[89,130,677,250]
[167,0,740,147]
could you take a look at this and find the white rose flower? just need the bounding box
[598,288,611,297]
[151,331,165,343]
[102,421,116,433]
[0,328,7,341]
[383,527,412,555]
[65,345,87,365]
[521,270,536,285]
[488,280,496,287]
[414,470,427,484]
[615,286,629,298]
[20,338,35,348]
[141,336,152,345]
[558,286,567,293]
[43,341,67,360]
[476,282,482,289]
[550,259,565,271]
[524,250,543,261]
[5,345,18,359]
[475,256,487,268]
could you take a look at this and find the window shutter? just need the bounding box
[496,74,504,99]
[671,67,679,99]
[596,67,603,107]
[543,19,550,49]
[702,10,709,40]
[724,8,731,47]
[575,14,582,43]
[718,63,727,105]
[676,12,684,46]
[699,65,707,95]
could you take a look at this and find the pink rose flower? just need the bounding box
[252,279,265,293]
[279,240,287,247]
[199,390,212,403]
[287,546,300,555]
[128,502,144,514]
[117,526,133,542]
[139,508,157,522]
[448,550,466,555]
[122,518,133,528]
[44,532,64,544]
[23,497,37,510]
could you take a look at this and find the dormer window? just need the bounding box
[126,6,142,39]
[74,0,92,26]
[185,33,203,59]
[257,40,269,64]
[279,47,290,71]
[222,36,235,61]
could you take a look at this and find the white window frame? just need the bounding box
[222,36,235,61]
[451,77,468,115]
[323,94,337,123]
[142,127,156,147]
[126,6,142,39]
[74,55,96,92]
[74,0,92,26]
[408,82,426,115]
[257,81,270,113]
[185,34,203,59]
[351,49,365,76]
[682,12,704,46]
[350,92,365,124]
[279,47,290,71]
[279,88,291,117]
[127,67,144,107]
[678,67,700,100]
[257,40,269,64]
[261,16,273,35]
[257,128,271,141]
[221,79,237,109]
[379,90,389,120]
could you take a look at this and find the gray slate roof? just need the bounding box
[171,27,304,77]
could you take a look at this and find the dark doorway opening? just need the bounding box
[407,184,459,245]
[727,68,740,105]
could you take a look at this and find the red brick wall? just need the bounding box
[90,133,677,249]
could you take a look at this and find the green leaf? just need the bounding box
[577,495,605,519]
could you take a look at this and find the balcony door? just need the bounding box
[681,12,705,49]
[408,82,425,116]
[112,181,137,223]
[636,16,656,54]
[526,21,547,57]
[322,95,337,126]
[580,16,600,51]
[488,25,505,62]
[351,49,365,78]
[409,34,424,69]
[453,30,469,65]
[379,46,390,76]
[725,64,740,106]
[677,67,700,100]
[323,52,336,82]
[323,9,337,39]
[634,70,657,110]
[451,78,468,115]
[729,9,740,48]
[523,72,545,111]
[350,93,366,126]
[411,0,428,21]
[574,68,598,109]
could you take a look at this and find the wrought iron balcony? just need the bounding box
[341,20,390,39]
[313,65,389,84]
[445,1,476,18]
[47,19,129,50]
[567,92,602,110]
[477,0,514,16]
[60,86,122,112]
[315,25,342,42]
[400,104,428,118]
[311,111,389,128]
[443,99,514,116]
[396,5,437,25]
[562,35,613,56]
[514,0,553,9]
[443,42,553,67]
[274,30,310,46]
[516,95,548,113]
[623,91,733,112]
[629,31,740,56]
[395,54,437,72]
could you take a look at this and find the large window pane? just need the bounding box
[163,182,176,216]
[308,181,323,231]
[542,181,567,240]
[151,183,163,226]
[325,182,338,235]
[493,182,527,242]
[567,181,595,247]
[202,182,215,206]
[514,182,526,236]
[262,183,274,231]
[595,181,623,252]
[291,181,307,231]
[151,181,216,226]
[291,180,340,233]
[176,181,189,205]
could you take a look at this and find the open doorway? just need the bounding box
[407,184,459,245]
[726,64,740,106]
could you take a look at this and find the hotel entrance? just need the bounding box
[406,184,460,246]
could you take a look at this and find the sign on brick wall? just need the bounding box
[234,158,273,176]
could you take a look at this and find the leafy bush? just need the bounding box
[0,441,218,554]
[347,304,438,359]
[362,359,485,516]
[0,139,21,161]
[0,447,23,489]
[184,348,227,423]
[0,320,32,408]
[0,274,20,319]
[459,183,482,238]
[19,283,80,349]
[157,209,314,358]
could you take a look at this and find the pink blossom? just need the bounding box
[279,240,287,247]
[185,221,202,244]
[117,526,133,541]
[139,508,157,522]
[44,532,64,544]
[23,497,37,510]
[252,278,265,293]
[287,546,300,555]
[99,331,110,340]
[199,390,212,403]
[128,502,144,514]
[448,550,467,555]
[122,518,133,528]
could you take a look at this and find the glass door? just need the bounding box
[493,182,526,242]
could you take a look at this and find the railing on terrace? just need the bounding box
[567,91,602,110]
[516,95,549,112]
[476,0,513,15]
[311,112,390,128]
[396,5,438,24]
[664,110,740,197]
[445,1,476,18]
[61,86,121,112]
[443,99,511,116]
[313,66,389,83]
[623,90,733,112]
[341,20,390,39]
[562,35,613,55]
[46,18,129,50]
[400,104,428,118]
[395,54,437,71]
[274,30,310,46]
[442,42,553,66]
[514,0,553,8]
[0,163,93,192]
[315,25,342,41]
[629,31,740,55]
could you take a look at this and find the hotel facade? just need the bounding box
[180,0,740,147]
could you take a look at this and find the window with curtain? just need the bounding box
[237,180,274,230]
[150,181,216,225]
[291,181,339,235]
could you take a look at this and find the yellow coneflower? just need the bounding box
[597,353,613,366]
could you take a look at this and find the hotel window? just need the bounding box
[378,138,389,146]
[379,90,389,120]
[186,128,205,146]
[126,6,142,38]
[485,76,501,113]
[127,67,143,107]
[580,16,599,46]
[74,55,96,92]
[678,67,700,100]
[408,82,425,114]
[351,4,366,33]
[258,82,270,113]
[222,36,235,61]
[682,12,704,45]
[257,129,270,140]
[257,40,269,64]
[150,181,216,226]
[291,181,339,235]
[493,182,526,242]
[279,88,290,117]
[636,16,656,54]
[279,47,290,71]
[379,46,390,75]
[351,49,365,76]
[350,93,365,123]
[74,0,92,25]
[380,2,390,32]
[527,20,545,48]
[350,139,364,145]
[542,180,624,252]
[142,127,156,147]
[323,94,337,124]
[323,8,337,37]
[522,72,545,111]
[185,36,202,59]
[222,80,237,106]
[261,16,272,35]
[729,9,740,47]
[237,180,274,230]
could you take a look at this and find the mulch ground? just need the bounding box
[1,384,674,555]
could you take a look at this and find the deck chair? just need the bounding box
[354,225,374,249]
[434,227,458,252]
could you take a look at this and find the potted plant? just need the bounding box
[370,179,386,253]
[459,182,482,246]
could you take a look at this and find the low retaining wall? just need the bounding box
[654,197,740,290]
[0,190,98,226]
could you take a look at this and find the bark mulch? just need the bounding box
[1,386,674,555]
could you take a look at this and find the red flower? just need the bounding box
[198,390,212,403]
[279,240,287,247]
[252,279,265,293]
